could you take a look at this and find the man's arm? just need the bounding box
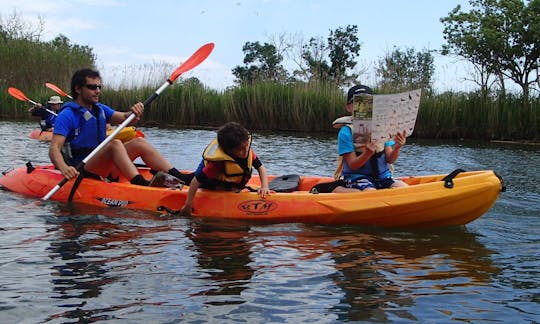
[49,134,79,180]
[109,102,143,126]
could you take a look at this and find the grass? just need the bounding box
[2,81,539,141]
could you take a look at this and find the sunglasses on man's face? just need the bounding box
[84,84,102,90]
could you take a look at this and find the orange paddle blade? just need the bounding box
[45,82,71,98]
[7,87,30,102]
[168,43,215,82]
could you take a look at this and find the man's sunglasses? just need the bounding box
[84,84,102,90]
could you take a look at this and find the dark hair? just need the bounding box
[217,122,250,153]
[71,68,101,99]
[347,85,373,103]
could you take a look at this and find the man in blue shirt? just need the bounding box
[49,68,191,186]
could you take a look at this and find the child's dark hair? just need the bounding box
[217,122,249,153]
[71,68,101,99]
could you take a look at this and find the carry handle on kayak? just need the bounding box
[42,42,215,201]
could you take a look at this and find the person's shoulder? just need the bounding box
[57,104,77,116]
[338,125,352,136]
[96,102,114,111]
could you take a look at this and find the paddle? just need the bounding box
[8,87,58,116]
[42,42,215,200]
[45,82,73,99]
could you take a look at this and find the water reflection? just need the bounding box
[43,204,173,322]
[186,219,255,304]
[320,226,498,321]
[181,218,499,322]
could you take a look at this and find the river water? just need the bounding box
[0,121,538,323]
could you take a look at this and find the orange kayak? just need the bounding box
[0,164,504,227]
[28,127,145,142]
[28,129,53,141]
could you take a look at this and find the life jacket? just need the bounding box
[202,137,253,186]
[61,102,108,165]
[334,121,392,180]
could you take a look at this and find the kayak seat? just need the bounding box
[269,174,301,192]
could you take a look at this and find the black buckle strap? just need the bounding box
[26,161,35,174]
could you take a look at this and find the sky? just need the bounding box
[0,0,475,91]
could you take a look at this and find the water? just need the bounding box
[0,121,539,323]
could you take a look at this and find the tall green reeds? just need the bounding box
[0,33,94,119]
[1,52,539,140]
[221,82,344,132]
[417,91,539,140]
[0,37,94,91]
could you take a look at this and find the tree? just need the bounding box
[376,46,435,93]
[232,41,288,84]
[440,0,540,101]
[298,25,361,86]
[299,36,331,83]
[0,10,44,41]
[327,25,361,85]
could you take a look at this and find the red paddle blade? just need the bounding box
[168,42,215,83]
[45,82,70,97]
[7,87,30,102]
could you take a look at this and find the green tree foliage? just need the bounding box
[440,0,540,101]
[298,36,331,83]
[376,46,435,93]
[232,41,288,84]
[0,12,96,90]
[299,25,361,86]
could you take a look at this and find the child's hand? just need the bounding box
[393,130,407,148]
[258,186,270,198]
[365,141,377,154]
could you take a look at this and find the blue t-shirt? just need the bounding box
[337,126,394,180]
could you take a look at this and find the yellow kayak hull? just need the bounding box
[0,165,503,228]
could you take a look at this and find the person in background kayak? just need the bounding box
[332,84,408,192]
[28,95,63,131]
[49,68,192,186]
[179,122,270,216]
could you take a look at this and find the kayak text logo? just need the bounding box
[97,197,132,207]
[238,200,277,215]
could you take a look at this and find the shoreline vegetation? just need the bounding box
[1,81,538,142]
[0,13,537,142]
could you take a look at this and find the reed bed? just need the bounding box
[221,82,344,132]
[2,82,539,141]
[0,37,94,91]
[417,92,539,140]
[2,81,538,140]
